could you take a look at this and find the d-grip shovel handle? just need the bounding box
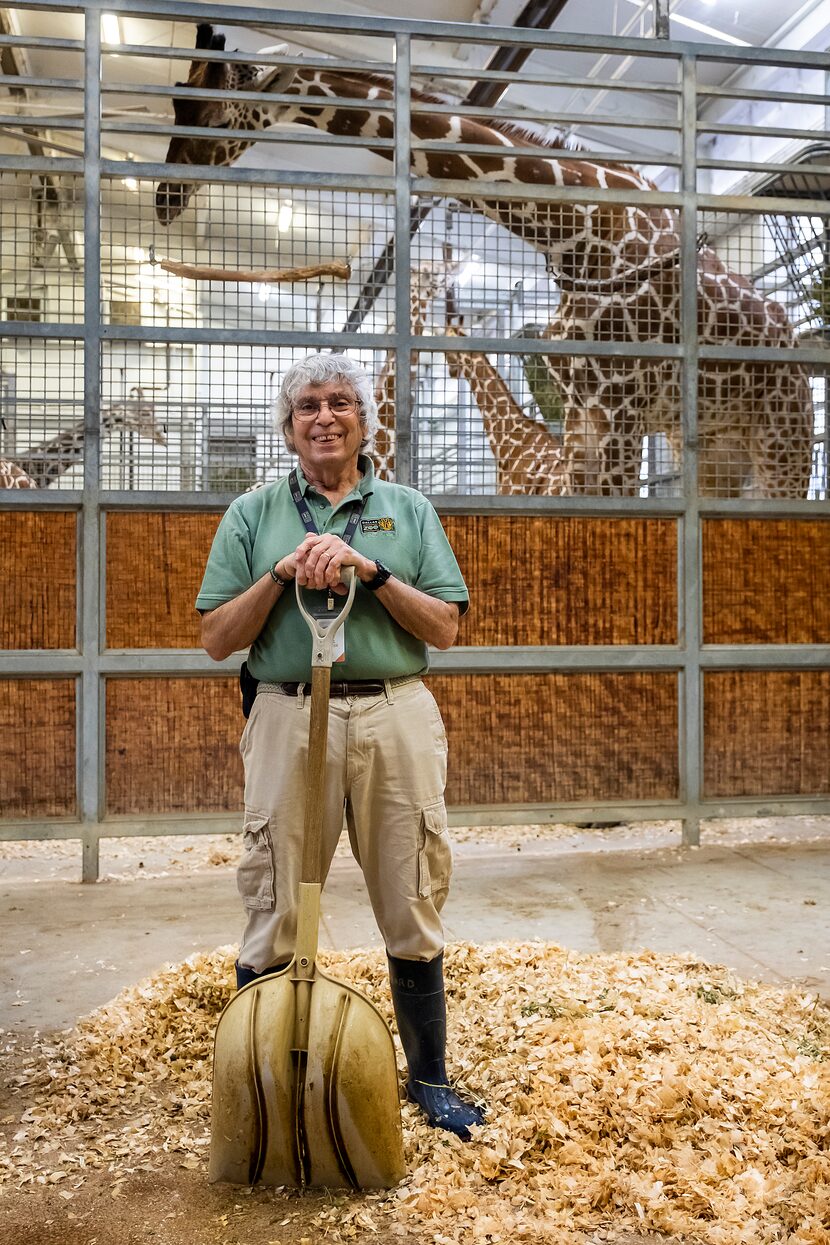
[294,566,357,669]
[296,566,357,890]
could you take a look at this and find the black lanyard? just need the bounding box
[288,468,367,607]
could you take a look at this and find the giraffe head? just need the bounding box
[156,25,295,224]
[104,389,168,446]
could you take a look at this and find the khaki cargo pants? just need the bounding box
[237,678,452,973]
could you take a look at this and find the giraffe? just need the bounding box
[155,24,814,499]
[0,459,38,488]
[371,258,463,481]
[444,331,566,496]
[0,389,167,488]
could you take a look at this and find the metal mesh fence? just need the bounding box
[0,10,827,503]
[0,337,84,488]
[103,178,396,335]
[0,171,84,324]
[100,341,392,490]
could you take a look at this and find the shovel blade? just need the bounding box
[209,968,405,1190]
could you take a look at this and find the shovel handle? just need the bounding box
[295,566,357,669]
[297,567,357,889]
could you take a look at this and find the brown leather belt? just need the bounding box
[278,680,385,698]
[265,675,420,699]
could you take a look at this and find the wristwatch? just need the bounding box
[269,560,292,588]
[363,559,392,592]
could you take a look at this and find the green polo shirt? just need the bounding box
[195,456,469,681]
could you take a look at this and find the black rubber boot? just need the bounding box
[235,959,290,990]
[387,952,484,1140]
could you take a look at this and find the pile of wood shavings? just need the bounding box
[2,943,829,1243]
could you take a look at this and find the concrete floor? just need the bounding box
[2,824,829,1034]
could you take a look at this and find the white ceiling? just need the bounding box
[3,0,828,169]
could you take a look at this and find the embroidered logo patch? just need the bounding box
[361,517,396,534]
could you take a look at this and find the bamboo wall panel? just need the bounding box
[429,673,679,805]
[0,512,76,649]
[703,519,830,644]
[704,671,830,797]
[106,677,242,814]
[0,679,76,818]
[443,516,677,646]
[106,512,222,648]
[105,512,676,649]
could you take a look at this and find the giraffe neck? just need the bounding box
[447,347,563,495]
[214,68,675,282]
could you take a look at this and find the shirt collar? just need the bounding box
[295,454,375,502]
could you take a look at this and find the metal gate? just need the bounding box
[1,0,829,879]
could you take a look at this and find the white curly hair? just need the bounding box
[275,353,379,453]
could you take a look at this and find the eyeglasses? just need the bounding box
[292,396,358,420]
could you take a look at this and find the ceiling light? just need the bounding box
[277,200,293,232]
[621,0,750,46]
[257,283,271,303]
[121,177,138,193]
[101,14,121,45]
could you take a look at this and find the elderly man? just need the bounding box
[196,352,483,1140]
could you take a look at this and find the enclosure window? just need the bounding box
[5,297,42,323]
[109,300,142,327]
[205,435,257,493]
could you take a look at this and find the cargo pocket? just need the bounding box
[237,810,276,911]
[417,799,453,900]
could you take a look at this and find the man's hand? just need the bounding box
[293,533,375,594]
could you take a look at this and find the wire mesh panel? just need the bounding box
[0,338,84,488]
[104,178,395,335]
[99,341,390,490]
[0,171,84,324]
[414,349,681,497]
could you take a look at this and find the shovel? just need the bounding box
[209,567,405,1189]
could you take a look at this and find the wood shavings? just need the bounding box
[2,942,828,1244]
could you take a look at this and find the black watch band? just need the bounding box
[363,559,392,592]
[269,561,292,588]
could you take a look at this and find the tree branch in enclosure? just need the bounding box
[157,259,352,283]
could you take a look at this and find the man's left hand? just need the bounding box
[294,533,375,594]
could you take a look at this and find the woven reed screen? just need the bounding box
[703,519,830,644]
[704,671,830,797]
[429,673,679,805]
[0,512,76,649]
[106,512,222,648]
[105,677,242,814]
[103,512,676,649]
[444,516,676,646]
[0,679,76,817]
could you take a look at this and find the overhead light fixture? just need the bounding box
[121,177,138,193]
[621,0,750,46]
[101,14,121,45]
[257,283,271,303]
[277,200,293,232]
